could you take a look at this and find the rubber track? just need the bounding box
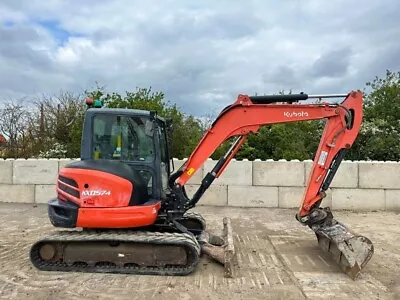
[181,212,206,230]
[30,230,201,276]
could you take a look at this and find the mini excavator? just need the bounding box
[30,90,374,280]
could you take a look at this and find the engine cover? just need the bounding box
[57,159,149,208]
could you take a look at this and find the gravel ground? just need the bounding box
[0,203,399,300]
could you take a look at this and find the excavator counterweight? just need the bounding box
[29,90,373,280]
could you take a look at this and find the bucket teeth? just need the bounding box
[309,208,374,280]
[198,217,236,278]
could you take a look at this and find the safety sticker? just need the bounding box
[318,151,328,166]
[187,167,195,175]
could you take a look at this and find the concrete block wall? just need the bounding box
[0,158,79,204]
[176,158,400,211]
[0,158,399,211]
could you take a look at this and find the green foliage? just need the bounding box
[346,70,400,161]
[0,102,30,158]
[29,91,87,158]
[38,142,68,158]
[67,109,86,157]
[235,121,324,161]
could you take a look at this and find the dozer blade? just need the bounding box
[197,217,236,278]
[310,208,374,280]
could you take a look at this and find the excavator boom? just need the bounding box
[169,90,373,279]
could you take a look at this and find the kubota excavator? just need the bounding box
[30,90,374,280]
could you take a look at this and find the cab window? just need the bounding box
[92,114,154,162]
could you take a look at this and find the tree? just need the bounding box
[26,91,86,158]
[234,121,324,161]
[0,102,31,158]
[346,70,400,161]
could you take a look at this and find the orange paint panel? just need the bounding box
[297,91,363,216]
[76,201,161,228]
[59,168,133,208]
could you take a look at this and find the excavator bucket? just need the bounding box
[198,217,236,278]
[310,208,374,280]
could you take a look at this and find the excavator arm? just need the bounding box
[168,90,373,280]
[169,91,361,216]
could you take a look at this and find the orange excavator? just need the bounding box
[29,90,373,280]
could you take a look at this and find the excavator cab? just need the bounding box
[45,100,178,231]
[78,106,173,201]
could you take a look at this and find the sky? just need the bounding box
[1,0,400,117]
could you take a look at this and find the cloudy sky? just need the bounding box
[1,0,399,117]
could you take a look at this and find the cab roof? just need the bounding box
[86,107,167,123]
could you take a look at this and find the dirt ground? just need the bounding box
[0,203,399,300]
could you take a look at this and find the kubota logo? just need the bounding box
[82,190,111,196]
[284,111,309,118]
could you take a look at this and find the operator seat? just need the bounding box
[65,160,149,206]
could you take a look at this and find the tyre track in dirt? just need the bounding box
[0,203,399,299]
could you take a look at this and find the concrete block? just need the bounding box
[0,184,34,203]
[204,159,252,185]
[172,159,203,185]
[35,185,56,204]
[305,160,358,188]
[13,159,59,185]
[278,187,332,208]
[359,161,400,189]
[332,188,385,210]
[0,160,13,184]
[228,185,278,207]
[185,184,227,206]
[385,190,400,211]
[253,160,304,187]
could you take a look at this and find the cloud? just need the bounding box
[309,47,353,79]
[1,0,400,117]
[0,23,55,70]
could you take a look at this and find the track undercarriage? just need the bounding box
[30,212,236,277]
